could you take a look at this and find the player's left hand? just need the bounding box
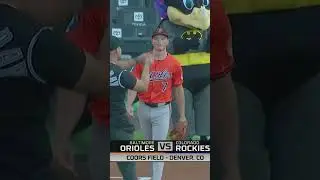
[173,117,188,139]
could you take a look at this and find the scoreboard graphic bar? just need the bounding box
[110,140,211,162]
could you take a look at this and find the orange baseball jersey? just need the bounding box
[132,53,183,103]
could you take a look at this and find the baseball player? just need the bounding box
[109,36,153,180]
[127,28,187,180]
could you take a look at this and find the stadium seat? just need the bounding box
[120,40,153,55]
[111,0,152,9]
[111,1,160,55]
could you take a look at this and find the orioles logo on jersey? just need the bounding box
[150,69,171,81]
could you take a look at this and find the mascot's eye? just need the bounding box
[203,0,209,7]
[183,0,194,10]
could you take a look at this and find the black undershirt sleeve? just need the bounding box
[30,28,86,89]
[119,70,137,90]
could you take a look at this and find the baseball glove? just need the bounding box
[170,121,188,140]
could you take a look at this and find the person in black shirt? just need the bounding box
[89,36,153,180]
[0,1,145,179]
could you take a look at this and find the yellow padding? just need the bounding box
[224,0,320,14]
[173,52,210,66]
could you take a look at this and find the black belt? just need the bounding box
[144,102,170,108]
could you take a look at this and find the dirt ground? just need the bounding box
[110,162,210,180]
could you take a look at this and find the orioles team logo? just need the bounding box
[149,69,171,81]
[150,70,171,92]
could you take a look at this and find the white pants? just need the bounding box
[137,102,171,180]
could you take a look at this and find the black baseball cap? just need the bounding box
[110,36,121,51]
[152,27,168,38]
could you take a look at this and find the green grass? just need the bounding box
[133,130,145,140]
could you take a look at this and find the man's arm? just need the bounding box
[172,84,187,139]
[212,74,239,175]
[120,60,152,92]
[73,53,107,95]
[116,53,151,70]
[133,63,151,92]
[115,59,136,70]
[127,90,137,106]
[173,85,186,120]
[49,88,87,149]
[99,26,148,70]
[172,62,186,121]
[126,64,140,106]
[31,28,107,95]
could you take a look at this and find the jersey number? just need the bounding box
[161,82,168,92]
